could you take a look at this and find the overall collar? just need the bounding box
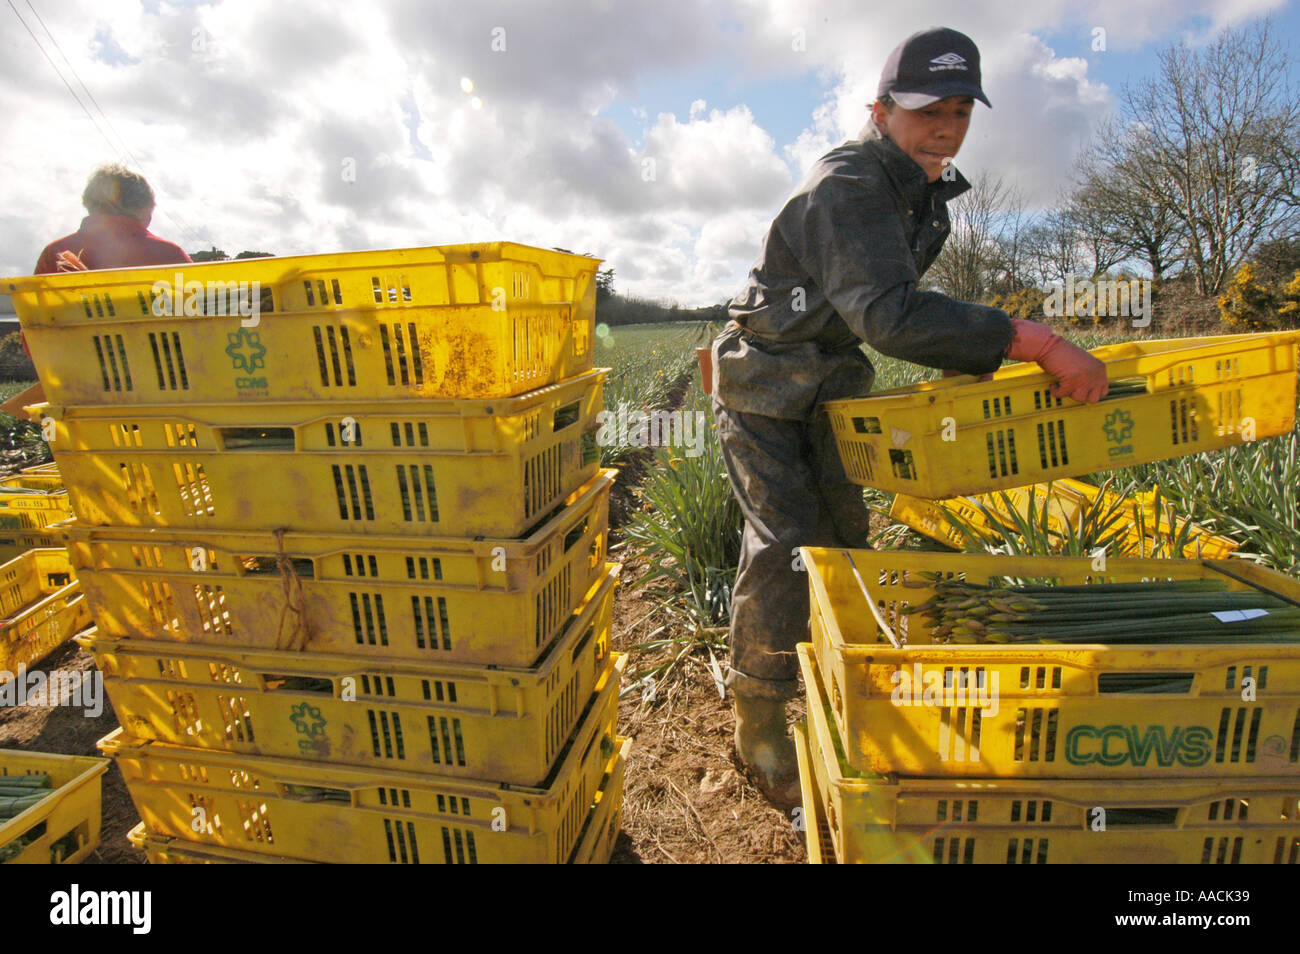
[857,121,971,206]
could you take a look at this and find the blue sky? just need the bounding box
[1,0,1295,305]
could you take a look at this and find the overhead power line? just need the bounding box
[7,0,207,249]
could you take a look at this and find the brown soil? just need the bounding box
[606,560,808,864]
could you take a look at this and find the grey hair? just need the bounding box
[82,164,156,216]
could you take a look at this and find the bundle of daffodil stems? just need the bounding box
[902,575,1300,644]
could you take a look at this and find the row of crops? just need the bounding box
[600,324,1299,672]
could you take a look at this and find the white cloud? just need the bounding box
[0,0,1278,306]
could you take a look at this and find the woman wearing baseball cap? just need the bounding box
[711,27,1108,806]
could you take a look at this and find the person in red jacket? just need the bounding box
[34,163,191,274]
[8,165,193,415]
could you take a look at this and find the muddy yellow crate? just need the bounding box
[35,369,604,538]
[80,568,620,786]
[0,749,110,863]
[104,662,627,864]
[0,549,92,678]
[825,332,1300,498]
[5,242,599,405]
[122,737,629,865]
[804,547,1300,779]
[66,470,612,668]
[798,644,1300,864]
[793,721,836,865]
[890,478,1240,559]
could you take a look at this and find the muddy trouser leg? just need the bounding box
[714,404,873,702]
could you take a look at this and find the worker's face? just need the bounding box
[872,96,974,182]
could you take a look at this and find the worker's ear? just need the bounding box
[870,99,890,132]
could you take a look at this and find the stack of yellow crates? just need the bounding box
[0,462,73,563]
[5,242,628,864]
[0,462,90,679]
[795,549,1300,865]
[796,333,1300,864]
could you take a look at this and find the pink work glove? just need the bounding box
[1005,318,1109,403]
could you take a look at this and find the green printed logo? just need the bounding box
[1103,409,1134,444]
[1103,409,1135,458]
[289,702,328,739]
[226,327,267,373]
[1064,724,1213,767]
[226,326,269,390]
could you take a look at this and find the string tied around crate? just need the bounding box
[273,527,309,651]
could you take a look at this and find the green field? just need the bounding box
[601,324,1299,641]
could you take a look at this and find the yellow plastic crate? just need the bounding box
[0,530,67,566]
[81,567,620,786]
[66,470,612,667]
[571,736,628,865]
[891,478,1240,559]
[793,720,836,865]
[127,824,305,862]
[0,471,66,493]
[103,657,627,864]
[5,242,598,406]
[804,546,1300,779]
[0,549,92,678]
[20,461,62,478]
[36,369,604,538]
[0,748,110,863]
[825,332,1300,498]
[127,831,304,868]
[123,738,629,865]
[799,644,1300,863]
[0,485,72,532]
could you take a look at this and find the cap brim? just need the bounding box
[892,84,991,109]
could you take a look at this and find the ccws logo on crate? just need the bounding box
[1064,723,1213,767]
[1103,409,1136,458]
[224,326,269,392]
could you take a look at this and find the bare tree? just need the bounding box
[1071,114,1188,282]
[1117,17,1300,294]
[927,171,1019,301]
[1023,206,1083,287]
[1066,181,1133,276]
[989,186,1033,294]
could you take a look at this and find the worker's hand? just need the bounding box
[942,369,994,382]
[1005,318,1109,403]
[55,249,87,272]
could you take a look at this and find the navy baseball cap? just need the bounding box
[877,27,991,109]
